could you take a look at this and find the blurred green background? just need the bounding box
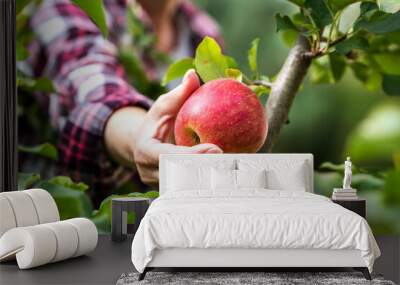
[193,0,400,234]
[17,0,400,235]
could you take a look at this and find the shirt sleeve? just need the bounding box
[29,0,152,184]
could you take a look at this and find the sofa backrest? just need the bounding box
[159,154,314,195]
[0,189,60,238]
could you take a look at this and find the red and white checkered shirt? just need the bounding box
[27,0,222,205]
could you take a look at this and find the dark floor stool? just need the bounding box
[111,197,151,242]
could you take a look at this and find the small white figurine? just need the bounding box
[343,157,352,189]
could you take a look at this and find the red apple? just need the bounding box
[174,78,268,153]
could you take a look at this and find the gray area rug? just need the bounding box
[117,272,396,285]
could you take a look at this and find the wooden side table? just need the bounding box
[111,197,151,242]
[332,198,366,218]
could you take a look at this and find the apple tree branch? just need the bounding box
[261,36,311,152]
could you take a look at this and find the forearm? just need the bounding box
[104,106,147,168]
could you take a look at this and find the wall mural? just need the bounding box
[13,0,400,235]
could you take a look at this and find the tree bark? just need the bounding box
[261,36,312,152]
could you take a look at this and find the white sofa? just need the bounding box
[0,189,97,269]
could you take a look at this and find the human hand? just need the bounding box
[132,69,223,185]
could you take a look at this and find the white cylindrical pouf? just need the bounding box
[65,218,98,257]
[0,226,57,269]
[42,221,79,262]
[0,192,39,227]
[0,196,17,237]
[0,219,97,269]
[23,189,60,224]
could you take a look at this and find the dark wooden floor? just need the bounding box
[0,235,398,285]
[0,235,134,285]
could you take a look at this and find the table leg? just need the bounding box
[112,202,126,242]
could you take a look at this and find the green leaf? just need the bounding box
[351,62,369,82]
[357,10,400,33]
[225,56,238,68]
[33,78,55,92]
[18,77,55,93]
[365,70,383,91]
[373,54,400,75]
[319,162,365,175]
[194,36,228,82]
[353,3,379,30]
[287,0,305,6]
[345,103,400,166]
[161,58,194,86]
[328,0,361,11]
[292,12,309,25]
[16,41,29,61]
[16,12,30,33]
[335,35,369,54]
[360,2,379,16]
[47,176,89,192]
[394,152,400,169]
[117,50,155,95]
[18,143,58,161]
[281,30,299,47]
[339,2,361,33]
[72,0,108,38]
[248,38,260,75]
[225,68,243,82]
[301,26,320,37]
[16,0,30,15]
[352,173,385,191]
[118,50,148,85]
[275,14,298,32]
[310,57,334,84]
[383,170,400,205]
[250,85,270,97]
[37,179,93,220]
[387,30,400,44]
[382,74,400,95]
[329,53,346,82]
[290,13,318,38]
[139,191,159,199]
[18,173,41,190]
[378,0,400,13]
[319,162,346,172]
[305,0,333,28]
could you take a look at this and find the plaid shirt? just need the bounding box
[28,0,222,206]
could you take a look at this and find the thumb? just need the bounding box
[149,69,200,118]
[177,68,201,100]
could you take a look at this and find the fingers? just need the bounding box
[149,69,200,118]
[154,116,176,143]
[152,115,174,141]
[142,140,223,163]
[134,140,223,186]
